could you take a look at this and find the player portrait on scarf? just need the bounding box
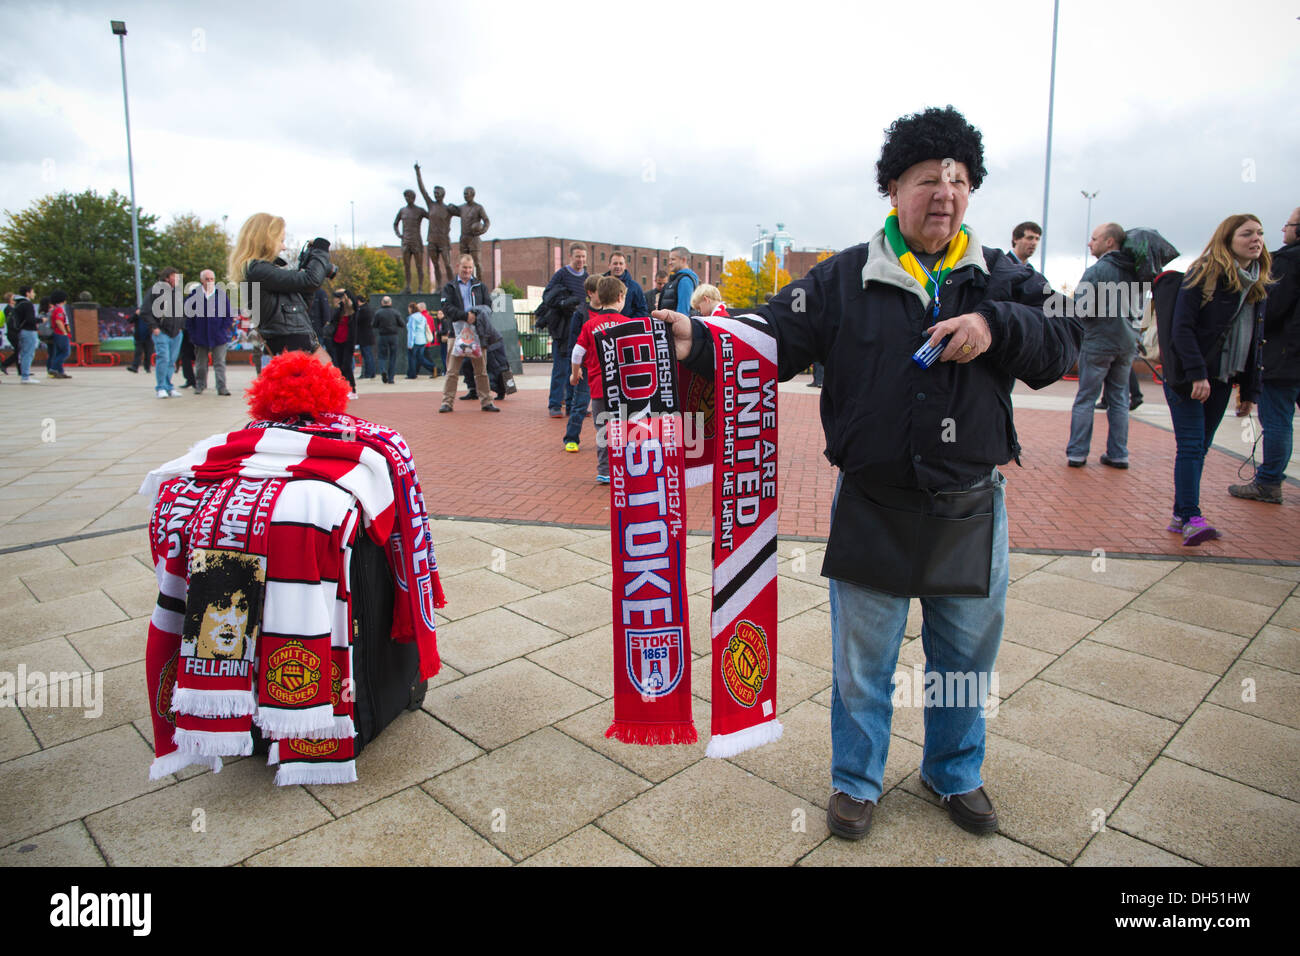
[654,106,1079,843]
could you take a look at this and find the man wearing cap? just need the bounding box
[660,106,1078,841]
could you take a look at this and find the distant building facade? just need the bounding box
[380,239,722,293]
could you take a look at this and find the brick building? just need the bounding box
[784,249,836,279]
[380,239,722,293]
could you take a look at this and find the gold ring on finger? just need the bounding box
[961,343,973,354]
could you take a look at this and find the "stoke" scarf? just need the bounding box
[601,311,782,756]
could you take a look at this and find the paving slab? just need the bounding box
[435,567,539,622]
[85,756,333,866]
[1131,582,1276,638]
[1207,660,1300,730]
[65,617,151,672]
[526,625,614,697]
[505,581,612,637]
[436,606,566,675]
[1241,624,1300,675]
[779,606,832,672]
[0,725,169,845]
[994,679,1177,782]
[1040,641,1217,722]
[519,824,652,866]
[1086,609,1247,675]
[1109,757,1300,867]
[1161,562,1296,608]
[0,590,126,651]
[496,546,608,591]
[305,710,483,817]
[1039,554,1178,592]
[555,696,711,784]
[598,759,826,866]
[1000,598,1099,655]
[1073,828,1198,867]
[1009,570,1137,620]
[1164,702,1300,801]
[23,661,146,749]
[424,658,600,750]
[425,727,649,861]
[245,787,510,866]
[0,820,107,867]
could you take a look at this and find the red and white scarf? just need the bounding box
[601,313,782,756]
[142,416,443,783]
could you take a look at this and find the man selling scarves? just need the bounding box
[656,107,1078,841]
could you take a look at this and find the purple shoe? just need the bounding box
[1166,515,1185,533]
[1182,516,1219,546]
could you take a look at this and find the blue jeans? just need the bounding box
[358,344,376,378]
[829,470,1008,802]
[153,331,182,393]
[407,345,436,378]
[1067,350,1133,461]
[1256,380,1300,486]
[377,334,400,382]
[1163,379,1232,520]
[18,329,38,379]
[548,338,573,412]
[564,375,592,443]
[48,333,70,374]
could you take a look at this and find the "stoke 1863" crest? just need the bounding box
[626,627,685,699]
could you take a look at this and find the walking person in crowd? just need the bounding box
[1159,214,1270,544]
[12,285,40,384]
[46,290,72,379]
[185,269,236,395]
[373,295,404,384]
[567,275,627,483]
[227,212,332,359]
[1228,205,1300,505]
[327,289,358,397]
[1066,223,1140,469]
[405,302,438,379]
[658,106,1077,841]
[541,244,589,418]
[126,301,154,374]
[144,268,183,398]
[1,292,18,374]
[355,294,377,379]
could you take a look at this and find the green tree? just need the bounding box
[500,278,526,299]
[157,213,231,286]
[756,251,791,303]
[329,244,405,299]
[0,189,160,306]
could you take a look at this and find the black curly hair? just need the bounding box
[875,106,987,196]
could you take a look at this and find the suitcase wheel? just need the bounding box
[408,680,428,711]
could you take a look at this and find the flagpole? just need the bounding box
[1039,0,1060,278]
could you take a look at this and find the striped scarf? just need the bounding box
[883,208,970,303]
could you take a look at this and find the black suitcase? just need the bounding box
[253,531,428,757]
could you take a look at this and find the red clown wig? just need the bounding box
[246,350,350,422]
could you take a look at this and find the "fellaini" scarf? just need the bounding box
[599,316,697,745]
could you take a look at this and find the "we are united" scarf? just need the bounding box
[601,312,782,756]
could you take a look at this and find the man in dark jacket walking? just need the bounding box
[372,295,404,384]
[146,267,183,398]
[541,244,589,416]
[1066,224,1140,468]
[354,295,377,378]
[1229,205,1300,503]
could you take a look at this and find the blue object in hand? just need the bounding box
[911,334,951,370]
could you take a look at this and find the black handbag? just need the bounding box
[821,472,998,598]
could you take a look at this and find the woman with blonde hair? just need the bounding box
[227,213,333,358]
[1161,214,1270,545]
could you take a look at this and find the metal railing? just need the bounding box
[513,309,552,362]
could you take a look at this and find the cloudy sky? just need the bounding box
[2,0,1297,290]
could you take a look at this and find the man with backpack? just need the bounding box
[1066,223,1140,469]
[539,244,589,418]
[1228,205,1300,504]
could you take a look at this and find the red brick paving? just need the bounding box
[350,381,1299,563]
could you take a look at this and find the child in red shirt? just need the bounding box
[567,276,638,483]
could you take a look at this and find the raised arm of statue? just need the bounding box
[415,163,434,207]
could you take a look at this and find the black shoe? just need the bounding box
[826,790,874,840]
[1067,458,1086,468]
[459,392,478,401]
[1095,400,1106,410]
[217,390,231,396]
[922,779,998,834]
[1099,454,1129,469]
[126,366,138,373]
[1130,396,1144,411]
[495,391,506,401]
[438,403,453,413]
[482,404,500,412]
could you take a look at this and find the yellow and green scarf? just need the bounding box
[884,208,970,301]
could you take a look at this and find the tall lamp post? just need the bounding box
[111,20,143,309]
[350,200,355,248]
[1039,0,1060,278]
[1081,189,1099,262]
